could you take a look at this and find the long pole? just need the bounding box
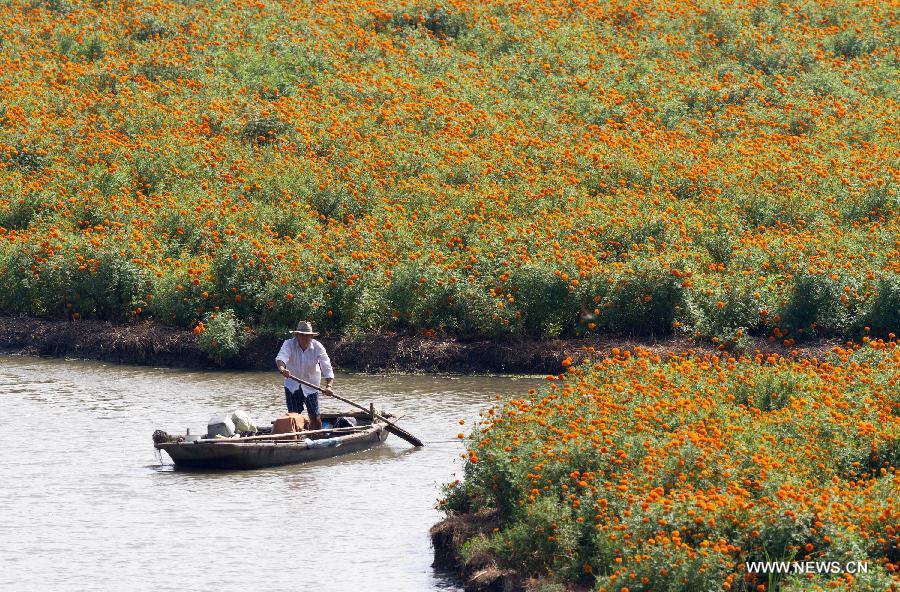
[286,373,424,447]
[198,424,370,443]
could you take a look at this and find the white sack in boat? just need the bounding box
[231,409,256,433]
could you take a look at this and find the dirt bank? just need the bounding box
[431,509,592,592]
[430,509,517,592]
[0,315,841,374]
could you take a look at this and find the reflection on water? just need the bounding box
[0,354,541,592]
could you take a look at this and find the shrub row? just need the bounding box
[1,239,897,345]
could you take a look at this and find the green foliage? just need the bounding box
[0,193,52,230]
[831,30,879,59]
[697,228,735,266]
[208,239,271,319]
[843,183,896,223]
[687,296,760,349]
[132,15,170,41]
[778,271,859,339]
[375,5,469,40]
[489,496,580,574]
[318,275,387,335]
[307,186,355,221]
[241,117,289,145]
[0,242,147,320]
[7,144,48,173]
[0,245,36,313]
[258,204,314,239]
[732,372,795,412]
[76,37,105,62]
[34,0,72,14]
[593,543,730,592]
[66,250,147,320]
[506,264,580,338]
[860,275,900,338]
[384,262,504,338]
[197,308,247,365]
[600,263,684,336]
[440,478,478,514]
[145,268,208,326]
[154,209,205,258]
[136,62,184,83]
[256,282,323,337]
[597,218,668,261]
[133,156,169,196]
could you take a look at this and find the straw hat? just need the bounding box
[289,320,319,336]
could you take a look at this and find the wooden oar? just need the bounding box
[198,424,370,443]
[286,373,424,447]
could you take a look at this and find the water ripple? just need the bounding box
[0,354,542,591]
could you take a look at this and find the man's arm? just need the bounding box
[275,341,291,377]
[318,343,334,393]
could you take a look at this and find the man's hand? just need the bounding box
[322,383,334,397]
[279,365,290,378]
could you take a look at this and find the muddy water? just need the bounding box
[0,354,542,592]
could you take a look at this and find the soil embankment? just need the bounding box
[431,509,591,592]
[430,509,524,592]
[0,315,838,373]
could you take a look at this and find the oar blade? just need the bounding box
[385,424,424,447]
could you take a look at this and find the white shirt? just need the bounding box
[275,338,334,395]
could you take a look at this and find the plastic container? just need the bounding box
[207,413,235,438]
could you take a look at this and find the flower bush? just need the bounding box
[443,340,900,590]
[196,308,247,366]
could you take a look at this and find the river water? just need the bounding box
[0,354,542,592]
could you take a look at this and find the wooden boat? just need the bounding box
[154,411,390,470]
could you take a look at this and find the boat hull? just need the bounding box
[156,424,389,470]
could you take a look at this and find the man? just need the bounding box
[275,320,334,431]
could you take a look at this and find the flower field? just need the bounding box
[4,1,897,589]
[444,340,899,591]
[0,0,896,343]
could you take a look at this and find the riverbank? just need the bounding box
[431,509,515,592]
[430,342,899,592]
[431,509,572,592]
[0,315,842,374]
